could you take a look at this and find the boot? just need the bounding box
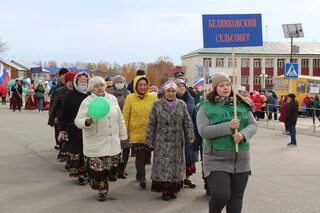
[139,167,146,189]
[117,162,126,179]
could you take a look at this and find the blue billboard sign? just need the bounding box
[202,14,263,48]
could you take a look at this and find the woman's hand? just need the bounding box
[233,132,244,143]
[189,139,196,144]
[229,119,240,129]
[57,132,66,142]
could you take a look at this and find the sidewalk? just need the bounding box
[257,116,320,137]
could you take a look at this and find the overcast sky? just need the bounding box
[0,0,318,65]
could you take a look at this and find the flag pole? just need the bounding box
[232,48,239,153]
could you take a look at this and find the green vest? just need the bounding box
[202,101,250,151]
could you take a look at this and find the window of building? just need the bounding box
[277,59,285,68]
[253,76,261,85]
[216,58,225,67]
[254,59,261,68]
[266,76,273,85]
[241,58,250,68]
[313,59,320,68]
[301,59,309,68]
[265,59,274,68]
[203,58,212,68]
[228,58,237,67]
[297,82,306,93]
[241,76,249,85]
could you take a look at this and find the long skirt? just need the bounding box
[151,181,184,193]
[186,163,196,177]
[69,153,86,177]
[85,155,120,191]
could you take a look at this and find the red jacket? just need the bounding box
[0,87,7,98]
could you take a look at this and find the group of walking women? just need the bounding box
[50,68,257,213]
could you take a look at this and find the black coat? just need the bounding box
[48,86,69,126]
[11,84,22,99]
[59,90,88,154]
[285,100,298,126]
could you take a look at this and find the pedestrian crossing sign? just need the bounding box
[285,63,299,79]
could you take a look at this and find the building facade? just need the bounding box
[181,42,320,92]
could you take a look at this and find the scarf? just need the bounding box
[165,99,175,109]
[214,96,234,106]
[109,87,129,97]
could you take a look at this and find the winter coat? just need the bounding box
[59,90,88,154]
[75,93,127,157]
[122,76,157,144]
[176,90,199,164]
[48,86,69,126]
[285,100,298,126]
[146,98,195,182]
[36,85,45,98]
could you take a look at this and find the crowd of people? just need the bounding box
[1,67,308,212]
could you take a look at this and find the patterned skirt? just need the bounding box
[57,141,70,162]
[84,155,120,191]
[131,143,149,155]
[151,181,184,193]
[69,153,86,177]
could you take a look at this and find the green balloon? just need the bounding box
[88,97,110,120]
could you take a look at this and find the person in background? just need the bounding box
[279,96,289,135]
[0,86,7,105]
[175,79,199,189]
[109,75,131,179]
[196,73,257,213]
[75,76,127,201]
[48,71,76,166]
[122,75,157,189]
[58,72,90,185]
[127,69,145,93]
[146,80,195,201]
[11,79,23,112]
[43,81,50,110]
[35,81,45,113]
[48,68,69,150]
[286,93,298,147]
[105,77,113,93]
[149,85,159,97]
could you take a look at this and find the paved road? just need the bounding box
[0,106,320,213]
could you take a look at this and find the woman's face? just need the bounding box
[136,79,148,95]
[216,81,232,97]
[92,83,106,96]
[77,76,88,86]
[176,83,186,96]
[164,88,177,101]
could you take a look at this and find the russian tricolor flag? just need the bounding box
[0,63,10,90]
[192,78,204,88]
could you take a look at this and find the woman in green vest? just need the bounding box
[196,73,257,213]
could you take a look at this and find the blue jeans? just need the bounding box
[37,97,43,111]
[288,125,297,145]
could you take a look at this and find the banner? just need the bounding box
[202,14,263,48]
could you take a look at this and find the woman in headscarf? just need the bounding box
[122,75,157,188]
[75,76,127,201]
[196,73,257,213]
[146,80,195,200]
[58,72,90,185]
[174,79,200,189]
[109,75,131,179]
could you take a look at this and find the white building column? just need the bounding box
[297,58,302,75]
[274,58,278,77]
[309,58,314,76]
[261,58,266,89]
[249,57,254,91]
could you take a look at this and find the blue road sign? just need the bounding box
[202,14,263,48]
[285,63,299,79]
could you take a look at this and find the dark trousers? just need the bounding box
[1,97,6,105]
[119,147,130,175]
[12,97,21,111]
[288,125,297,145]
[207,171,249,213]
[135,149,147,181]
[54,124,59,145]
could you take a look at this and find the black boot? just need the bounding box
[117,162,126,179]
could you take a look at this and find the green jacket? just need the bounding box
[36,85,45,98]
[202,101,250,151]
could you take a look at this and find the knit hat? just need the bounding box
[163,80,177,91]
[106,81,113,88]
[288,93,296,99]
[174,79,186,86]
[211,73,231,89]
[173,71,185,78]
[58,67,69,76]
[112,75,125,85]
[88,76,106,92]
[136,69,145,76]
[149,85,159,93]
[64,71,76,83]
